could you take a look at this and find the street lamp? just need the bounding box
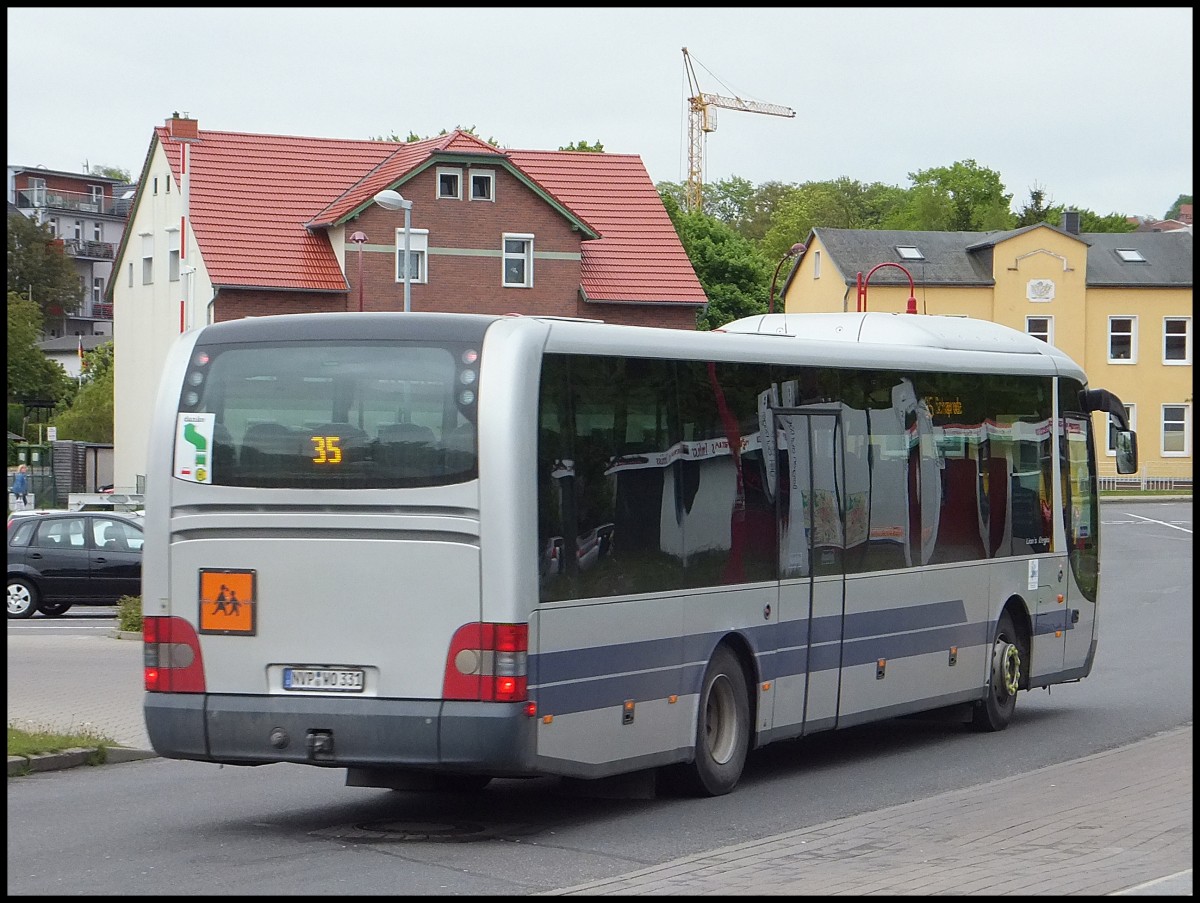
[348,231,367,312]
[372,189,413,313]
[857,262,919,314]
[769,242,807,314]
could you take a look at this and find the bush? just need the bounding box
[116,595,142,633]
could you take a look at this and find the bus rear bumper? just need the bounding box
[143,692,539,774]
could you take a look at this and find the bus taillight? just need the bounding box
[144,616,206,693]
[443,622,528,702]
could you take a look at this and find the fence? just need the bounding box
[1098,475,1192,492]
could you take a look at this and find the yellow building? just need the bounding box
[779,218,1192,484]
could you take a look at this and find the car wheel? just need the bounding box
[7,577,40,619]
[972,610,1024,732]
[38,602,73,617]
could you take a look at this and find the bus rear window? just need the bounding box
[174,341,478,488]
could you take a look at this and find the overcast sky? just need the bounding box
[7,8,1193,218]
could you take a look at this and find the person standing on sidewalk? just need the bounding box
[11,464,29,508]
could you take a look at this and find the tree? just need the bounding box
[6,292,71,407]
[1165,194,1192,221]
[904,160,1014,231]
[663,194,771,330]
[90,164,131,182]
[371,126,502,146]
[559,140,604,152]
[7,213,82,320]
[52,341,114,443]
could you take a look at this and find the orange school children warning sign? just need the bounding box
[198,568,257,635]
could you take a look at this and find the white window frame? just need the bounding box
[89,185,104,204]
[1161,404,1190,457]
[1108,316,1137,363]
[436,167,462,200]
[46,216,58,237]
[896,245,925,260]
[1163,317,1192,365]
[502,233,534,288]
[1106,404,1136,456]
[393,228,429,284]
[1025,315,1053,344]
[469,168,495,202]
[141,233,154,285]
[73,220,84,241]
[92,277,104,305]
[812,250,821,279]
[30,177,47,205]
[93,221,103,242]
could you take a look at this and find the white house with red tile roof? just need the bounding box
[112,116,707,490]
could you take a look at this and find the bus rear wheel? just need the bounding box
[663,645,750,797]
[972,610,1022,732]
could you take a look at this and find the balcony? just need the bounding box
[12,186,131,218]
[60,238,116,260]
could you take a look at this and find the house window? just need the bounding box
[812,250,821,279]
[92,277,104,305]
[128,262,133,288]
[89,185,104,204]
[1106,405,1135,456]
[30,177,47,205]
[1026,316,1053,344]
[393,229,429,283]
[46,216,58,237]
[93,222,103,242]
[141,234,154,285]
[896,245,924,260]
[1115,248,1146,263]
[153,177,158,196]
[1163,317,1191,364]
[437,168,462,200]
[169,249,180,282]
[502,234,533,287]
[1108,317,1136,363]
[1162,405,1189,456]
[469,169,495,201]
[73,220,83,241]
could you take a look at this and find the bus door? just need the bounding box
[771,407,845,736]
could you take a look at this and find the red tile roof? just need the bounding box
[153,126,705,305]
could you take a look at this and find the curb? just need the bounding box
[7,745,158,777]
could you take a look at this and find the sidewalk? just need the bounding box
[543,725,1193,896]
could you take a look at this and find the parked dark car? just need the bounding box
[7,510,144,618]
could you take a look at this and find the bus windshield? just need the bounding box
[175,340,478,489]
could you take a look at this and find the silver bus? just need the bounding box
[142,310,1136,796]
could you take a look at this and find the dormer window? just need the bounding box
[469,169,495,202]
[437,167,462,200]
[1115,248,1146,263]
[896,245,924,261]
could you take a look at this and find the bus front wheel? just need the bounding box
[663,645,750,797]
[972,610,1022,732]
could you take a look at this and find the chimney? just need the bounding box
[166,112,199,142]
[1061,209,1080,235]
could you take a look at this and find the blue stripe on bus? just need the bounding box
[531,599,995,716]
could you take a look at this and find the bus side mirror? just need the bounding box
[1114,430,1138,475]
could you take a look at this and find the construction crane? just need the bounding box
[682,46,795,214]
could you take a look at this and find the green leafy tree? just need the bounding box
[6,292,71,406]
[1165,195,1192,221]
[663,194,771,330]
[904,160,1014,231]
[90,164,131,181]
[7,213,82,320]
[371,126,501,146]
[559,140,604,152]
[52,341,114,442]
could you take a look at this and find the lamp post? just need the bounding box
[769,242,807,314]
[372,189,413,312]
[348,231,367,312]
[856,262,918,314]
